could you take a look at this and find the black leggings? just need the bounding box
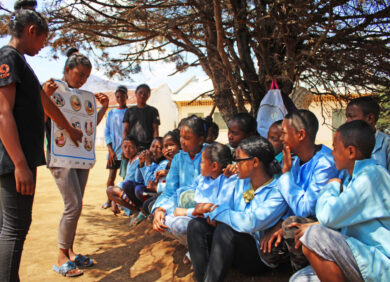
[0,169,36,282]
[187,218,267,282]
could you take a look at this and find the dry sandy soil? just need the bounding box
[19,150,291,281]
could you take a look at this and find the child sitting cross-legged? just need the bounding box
[290,120,390,282]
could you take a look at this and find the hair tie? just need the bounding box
[10,15,15,21]
[203,123,207,133]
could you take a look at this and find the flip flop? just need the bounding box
[129,212,147,227]
[74,254,94,267]
[53,261,83,277]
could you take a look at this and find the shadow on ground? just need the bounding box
[78,207,292,281]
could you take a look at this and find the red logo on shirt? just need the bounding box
[0,64,10,79]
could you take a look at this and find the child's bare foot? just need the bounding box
[111,201,120,216]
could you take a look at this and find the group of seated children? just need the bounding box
[107,96,390,281]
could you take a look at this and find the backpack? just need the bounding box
[256,80,288,138]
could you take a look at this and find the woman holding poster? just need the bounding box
[45,48,108,277]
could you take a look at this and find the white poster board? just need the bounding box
[48,80,96,169]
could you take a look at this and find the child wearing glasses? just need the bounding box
[187,136,288,281]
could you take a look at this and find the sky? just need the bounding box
[0,0,206,91]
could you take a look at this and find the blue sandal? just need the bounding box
[53,261,83,277]
[74,254,94,267]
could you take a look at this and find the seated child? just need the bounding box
[106,136,139,215]
[259,110,341,272]
[346,96,390,171]
[187,136,288,282]
[163,143,236,262]
[267,120,283,164]
[142,130,181,216]
[290,120,390,282]
[152,116,208,232]
[127,137,166,225]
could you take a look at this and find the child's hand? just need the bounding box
[282,145,292,173]
[288,221,319,249]
[138,150,146,167]
[43,79,58,97]
[108,147,117,167]
[155,170,168,182]
[192,203,213,217]
[174,207,187,217]
[153,208,168,233]
[206,217,217,227]
[144,150,151,166]
[95,93,109,108]
[68,127,83,146]
[260,221,283,253]
[111,201,120,216]
[223,164,238,177]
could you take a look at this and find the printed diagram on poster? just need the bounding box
[49,80,96,169]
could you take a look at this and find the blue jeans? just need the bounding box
[0,169,36,282]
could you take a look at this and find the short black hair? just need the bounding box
[238,136,281,177]
[270,120,283,127]
[123,136,139,148]
[8,9,48,38]
[229,113,257,136]
[336,120,375,159]
[116,85,128,95]
[285,109,319,142]
[348,96,380,122]
[203,142,232,169]
[136,84,151,94]
[14,0,37,10]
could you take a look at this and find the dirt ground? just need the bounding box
[19,149,291,281]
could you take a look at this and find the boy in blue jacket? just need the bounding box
[290,120,390,282]
[346,96,390,171]
[260,110,341,271]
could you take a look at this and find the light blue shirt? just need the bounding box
[278,145,341,218]
[316,158,390,282]
[104,108,127,160]
[117,157,139,188]
[152,145,206,212]
[167,174,238,217]
[209,178,288,244]
[138,159,169,184]
[373,130,390,171]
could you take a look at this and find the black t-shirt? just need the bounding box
[123,105,160,148]
[0,46,45,175]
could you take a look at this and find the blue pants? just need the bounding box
[0,169,36,282]
[122,180,145,208]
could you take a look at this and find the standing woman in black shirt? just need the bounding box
[0,10,82,281]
